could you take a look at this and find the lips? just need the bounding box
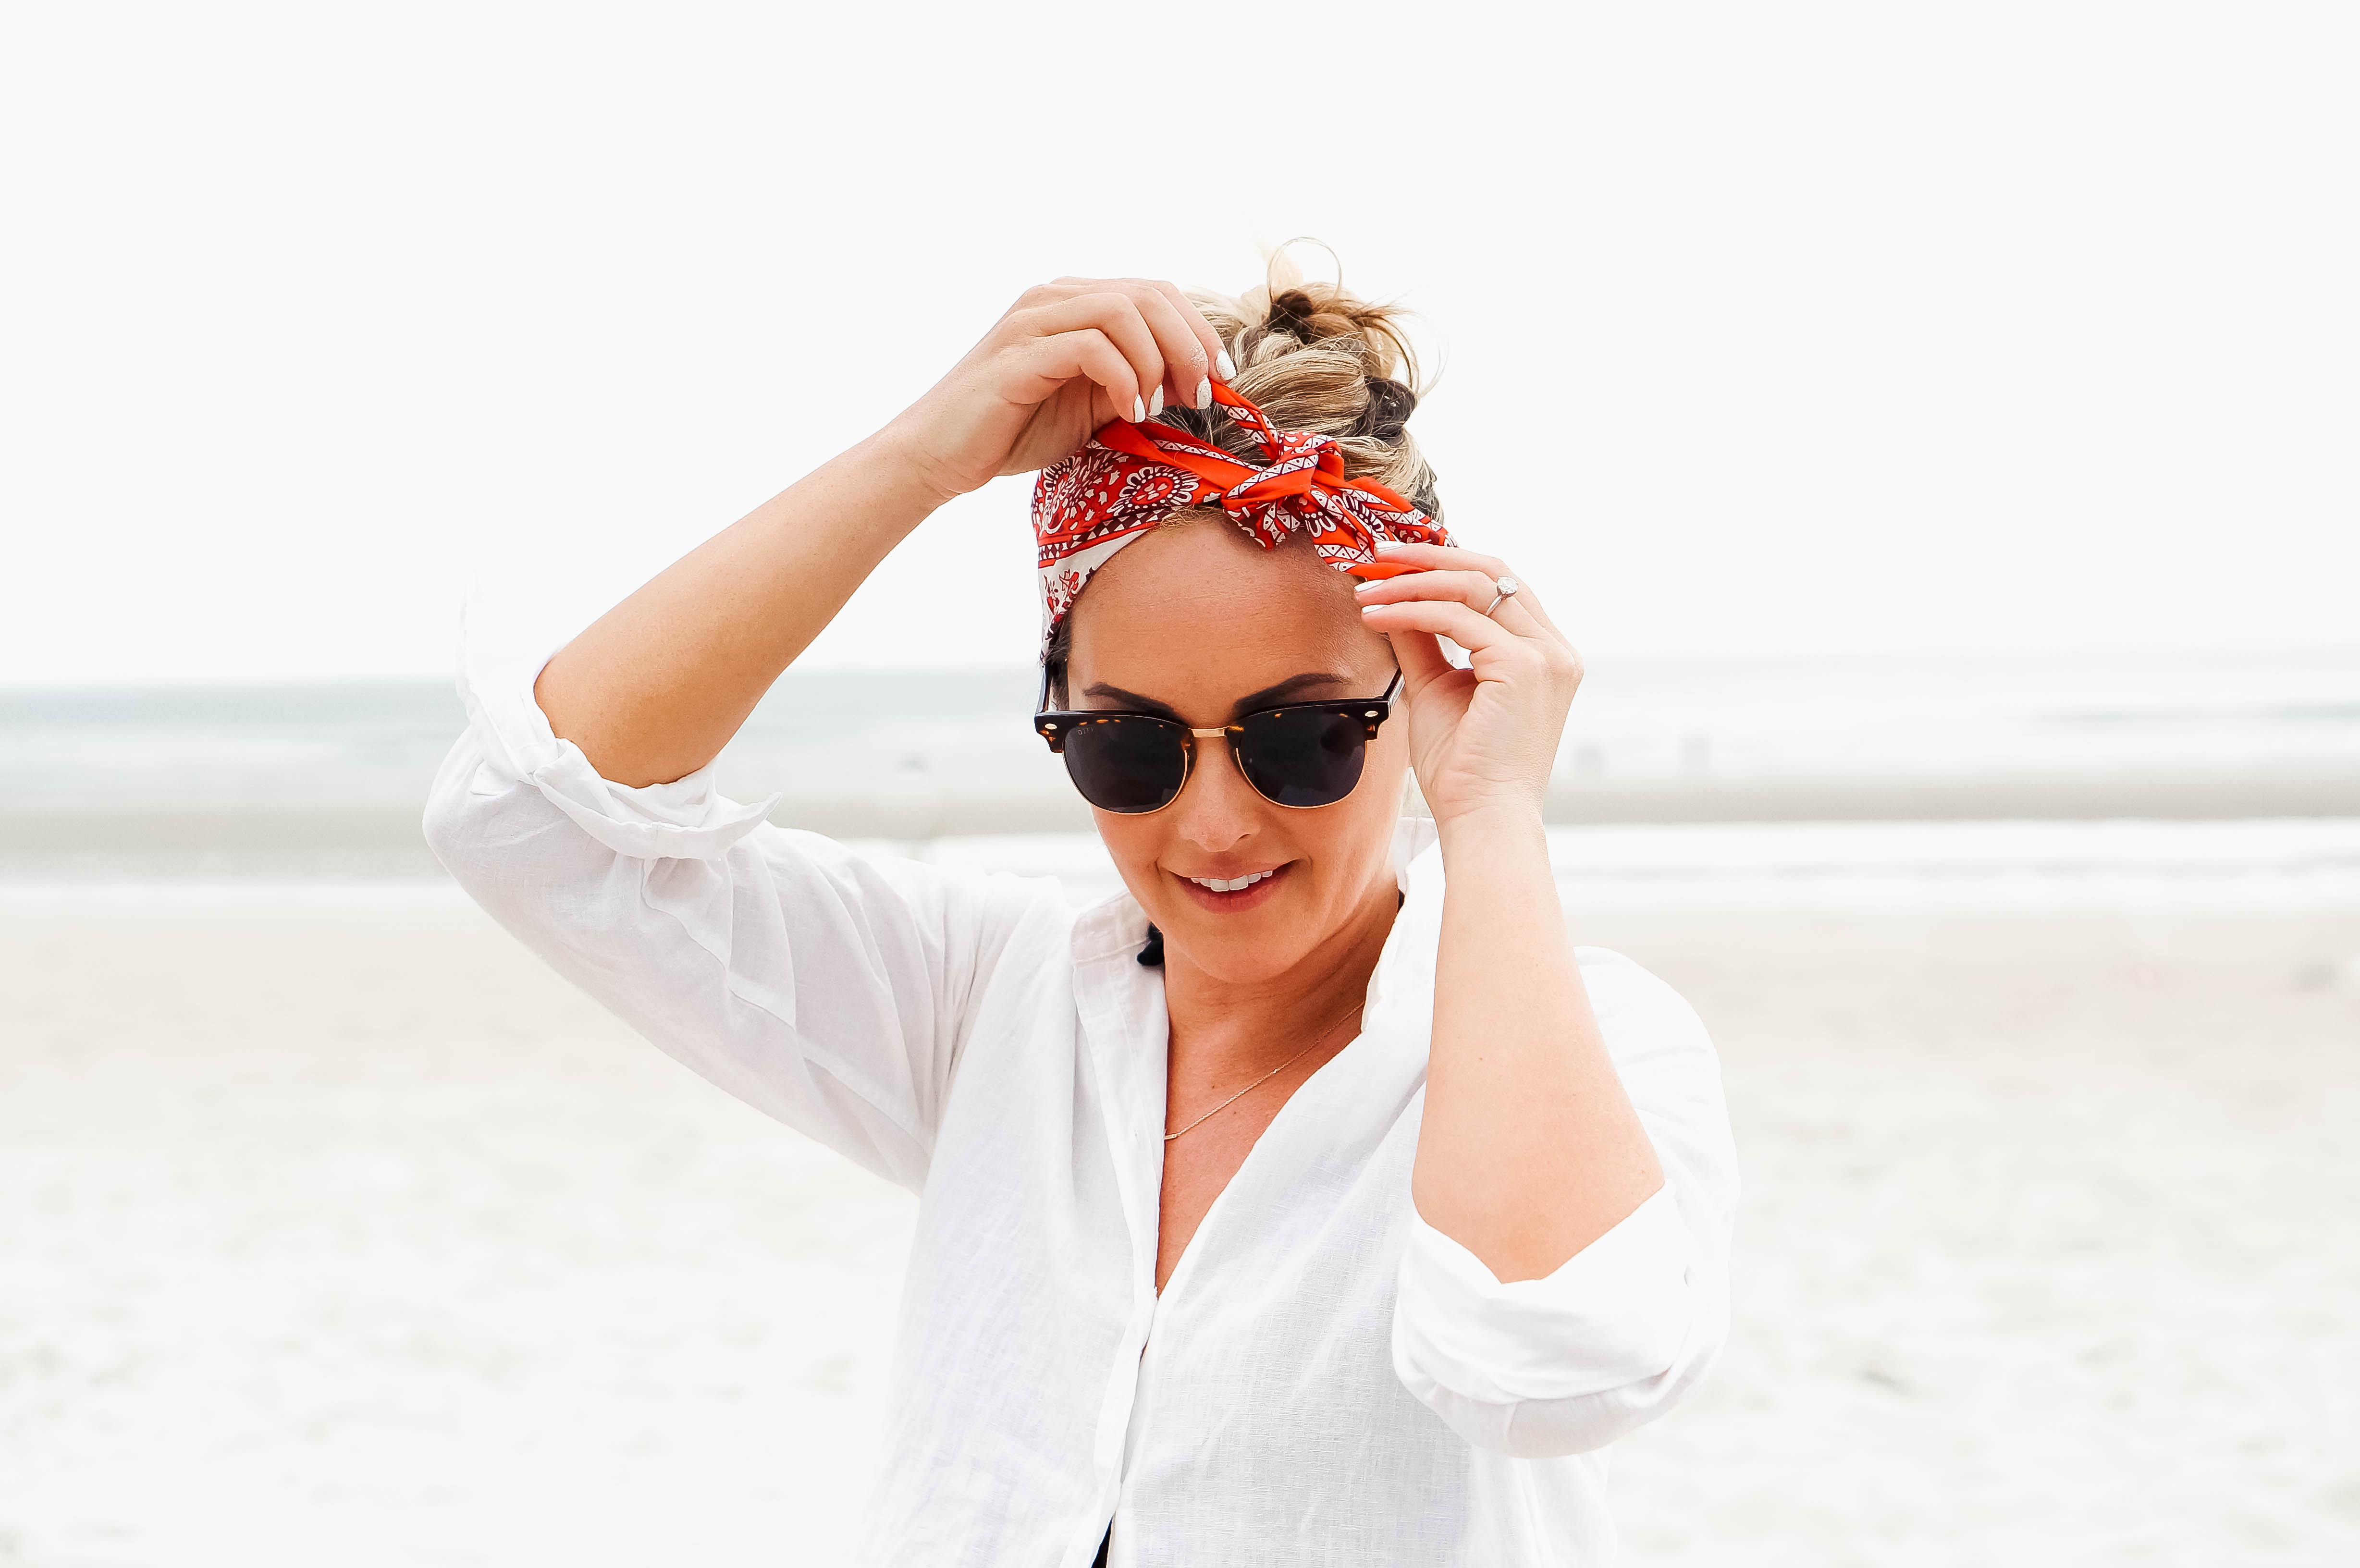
[1186,870,1275,893]
[1170,861,1292,911]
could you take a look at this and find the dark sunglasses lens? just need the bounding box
[1060,718,1189,814]
[1235,710,1369,808]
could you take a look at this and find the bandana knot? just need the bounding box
[1029,382,1448,652]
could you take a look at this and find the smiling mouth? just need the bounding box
[1185,870,1278,893]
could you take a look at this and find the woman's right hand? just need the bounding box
[535,278,1226,787]
[885,278,1233,504]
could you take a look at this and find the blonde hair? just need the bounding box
[1178,243,1441,521]
[1046,246,1441,690]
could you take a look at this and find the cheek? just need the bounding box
[1296,749,1409,887]
[1091,810,1173,883]
[1352,723,1410,813]
[1346,757,1410,856]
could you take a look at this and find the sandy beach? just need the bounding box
[3,881,2357,1566]
[11,0,2357,1554]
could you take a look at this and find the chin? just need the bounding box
[1137,864,1329,980]
[1160,920,1319,984]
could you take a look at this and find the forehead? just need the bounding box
[1065,520,1389,698]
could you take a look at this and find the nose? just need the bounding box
[1170,732,1263,854]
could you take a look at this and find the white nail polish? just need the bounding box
[1215,350,1237,380]
[1132,395,1146,422]
[1195,377,1212,410]
[1148,386,1164,418]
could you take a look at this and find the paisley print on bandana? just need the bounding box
[1030,381,1448,652]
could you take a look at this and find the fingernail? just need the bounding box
[1373,541,1410,552]
[1215,350,1237,380]
[1148,386,1164,418]
[1194,376,1211,410]
[1352,578,1380,593]
[1132,395,1146,422]
[1360,604,1384,616]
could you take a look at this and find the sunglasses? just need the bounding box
[1033,670,1403,815]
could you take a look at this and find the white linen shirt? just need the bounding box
[423,645,1739,1568]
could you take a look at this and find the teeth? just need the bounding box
[1189,870,1274,893]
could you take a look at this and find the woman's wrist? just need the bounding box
[1432,799,1550,864]
[839,417,971,525]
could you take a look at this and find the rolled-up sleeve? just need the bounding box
[1390,950,1739,1458]
[421,625,1067,1193]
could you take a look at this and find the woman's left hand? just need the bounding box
[1352,544,1583,826]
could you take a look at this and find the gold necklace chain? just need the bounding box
[1163,1004,1365,1143]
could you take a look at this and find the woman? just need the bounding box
[426,265,1738,1566]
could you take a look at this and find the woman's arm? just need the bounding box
[1423,808,1664,1279]
[1389,947,1734,1456]
[536,279,1229,787]
[1355,547,1665,1283]
[535,440,938,786]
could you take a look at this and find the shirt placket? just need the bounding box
[1069,932,1171,1567]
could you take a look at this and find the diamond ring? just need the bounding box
[1482,576,1521,617]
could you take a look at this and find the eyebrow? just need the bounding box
[1081,671,1356,722]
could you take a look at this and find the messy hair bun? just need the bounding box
[1044,248,1440,694]
[1162,244,1443,523]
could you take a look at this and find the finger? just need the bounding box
[1144,280,1228,407]
[1114,282,1213,416]
[1358,597,1529,664]
[1357,560,1557,639]
[1012,328,1140,425]
[1368,540,1510,577]
[1359,569,1557,642]
[1370,544,1564,638]
[1351,568,1502,612]
[1025,293,1165,422]
[1041,275,1232,392]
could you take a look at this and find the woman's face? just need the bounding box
[1064,518,1408,986]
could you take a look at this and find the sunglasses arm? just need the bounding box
[1033,664,1079,755]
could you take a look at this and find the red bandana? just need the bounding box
[1030,381,1450,651]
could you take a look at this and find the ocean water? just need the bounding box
[3,649,2357,900]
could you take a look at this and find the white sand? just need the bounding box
[3,886,2357,1566]
[1592,909,2360,1567]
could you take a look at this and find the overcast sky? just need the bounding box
[4,2,2353,686]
